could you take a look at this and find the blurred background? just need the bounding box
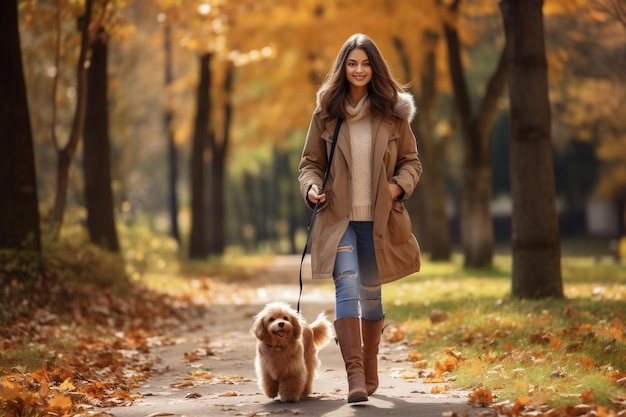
[14,0,626,271]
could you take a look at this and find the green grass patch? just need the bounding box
[0,346,56,372]
[383,254,626,409]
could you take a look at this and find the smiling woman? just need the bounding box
[298,32,422,403]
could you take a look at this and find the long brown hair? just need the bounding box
[316,33,405,120]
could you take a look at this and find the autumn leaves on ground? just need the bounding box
[1,237,625,417]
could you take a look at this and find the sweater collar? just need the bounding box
[345,95,370,121]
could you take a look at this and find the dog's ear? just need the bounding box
[291,314,303,339]
[250,315,268,341]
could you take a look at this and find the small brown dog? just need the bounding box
[250,301,332,402]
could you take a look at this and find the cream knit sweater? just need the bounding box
[345,96,373,221]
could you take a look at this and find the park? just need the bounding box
[1,0,625,416]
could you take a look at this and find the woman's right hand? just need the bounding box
[307,184,326,204]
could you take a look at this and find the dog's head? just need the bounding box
[250,301,303,347]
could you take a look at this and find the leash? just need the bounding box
[297,118,343,313]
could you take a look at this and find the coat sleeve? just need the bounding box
[391,119,422,202]
[298,112,327,210]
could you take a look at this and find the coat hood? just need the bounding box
[394,92,417,122]
[315,91,417,122]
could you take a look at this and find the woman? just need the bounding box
[298,33,422,403]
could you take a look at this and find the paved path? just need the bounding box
[104,258,487,417]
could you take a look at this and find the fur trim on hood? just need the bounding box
[315,91,417,122]
[394,92,417,122]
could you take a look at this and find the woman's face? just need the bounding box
[345,48,372,90]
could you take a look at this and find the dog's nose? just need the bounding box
[278,322,285,328]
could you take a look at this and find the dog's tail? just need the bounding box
[310,313,333,349]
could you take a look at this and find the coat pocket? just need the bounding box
[387,201,412,244]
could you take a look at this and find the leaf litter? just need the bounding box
[0,272,254,416]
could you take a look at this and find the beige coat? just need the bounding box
[298,93,422,284]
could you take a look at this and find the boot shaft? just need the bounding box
[334,317,368,403]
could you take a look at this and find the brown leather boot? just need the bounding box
[334,317,368,403]
[362,317,384,395]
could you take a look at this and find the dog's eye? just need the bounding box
[283,316,289,321]
[268,317,275,322]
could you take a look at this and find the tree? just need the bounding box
[412,31,452,260]
[206,62,234,255]
[188,53,211,260]
[437,0,510,268]
[48,0,94,241]
[547,0,626,237]
[161,13,181,244]
[501,0,563,298]
[0,0,42,280]
[83,27,120,252]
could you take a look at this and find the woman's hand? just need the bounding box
[389,183,403,201]
[307,184,326,204]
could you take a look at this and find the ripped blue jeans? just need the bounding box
[333,221,384,321]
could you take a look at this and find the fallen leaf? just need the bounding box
[407,352,423,361]
[384,325,405,343]
[429,309,447,324]
[48,393,72,410]
[412,360,428,369]
[59,377,75,391]
[580,390,595,404]
[468,388,493,407]
[431,385,449,394]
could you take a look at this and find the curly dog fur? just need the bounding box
[250,301,332,402]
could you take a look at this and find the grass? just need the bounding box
[382,253,626,409]
[0,346,56,372]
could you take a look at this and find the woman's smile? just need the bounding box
[346,48,372,88]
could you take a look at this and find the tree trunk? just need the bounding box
[83,28,120,252]
[439,0,510,267]
[189,53,211,259]
[163,20,180,243]
[0,0,42,280]
[416,30,451,260]
[207,63,234,255]
[501,0,563,298]
[48,0,94,241]
[392,35,451,257]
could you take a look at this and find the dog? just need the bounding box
[250,301,333,402]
